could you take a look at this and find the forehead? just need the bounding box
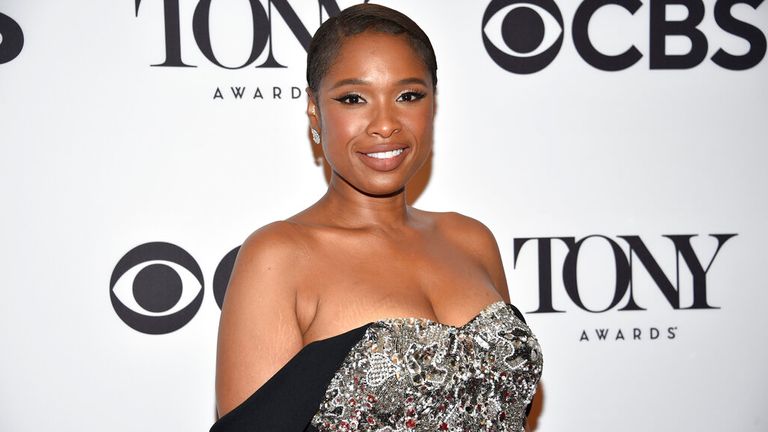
[322,31,431,87]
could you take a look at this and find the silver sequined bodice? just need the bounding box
[310,301,543,431]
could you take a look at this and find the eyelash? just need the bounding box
[333,90,426,105]
[398,91,426,102]
[334,93,365,104]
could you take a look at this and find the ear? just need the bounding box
[306,87,320,130]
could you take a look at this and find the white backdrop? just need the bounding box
[1,0,766,431]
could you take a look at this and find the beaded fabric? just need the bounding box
[309,301,543,431]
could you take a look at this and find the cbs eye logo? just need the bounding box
[482,0,564,74]
[0,11,24,64]
[110,242,239,335]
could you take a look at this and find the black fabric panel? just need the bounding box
[507,303,536,418]
[507,303,526,323]
[210,323,372,432]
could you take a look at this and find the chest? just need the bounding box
[309,230,492,297]
[297,233,499,339]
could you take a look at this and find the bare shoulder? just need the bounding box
[221,220,311,309]
[429,211,498,250]
[423,210,510,302]
[215,220,309,417]
[237,220,310,264]
[431,211,492,232]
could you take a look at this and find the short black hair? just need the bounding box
[306,4,437,95]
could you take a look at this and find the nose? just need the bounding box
[366,103,401,139]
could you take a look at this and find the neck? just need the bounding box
[318,175,412,230]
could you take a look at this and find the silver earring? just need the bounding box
[311,128,321,145]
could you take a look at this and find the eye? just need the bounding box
[482,0,565,74]
[397,91,426,103]
[335,93,365,104]
[110,242,204,334]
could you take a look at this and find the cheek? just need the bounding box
[403,107,435,142]
[322,109,368,144]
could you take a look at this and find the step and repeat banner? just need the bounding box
[1,0,766,431]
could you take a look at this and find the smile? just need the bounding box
[364,149,405,159]
[357,146,410,172]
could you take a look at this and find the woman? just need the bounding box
[212,4,542,431]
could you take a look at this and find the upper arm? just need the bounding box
[443,213,511,303]
[215,222,307,417]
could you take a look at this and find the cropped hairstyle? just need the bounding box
[306,4,438,95]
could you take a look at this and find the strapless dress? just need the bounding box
[211,301,543,431]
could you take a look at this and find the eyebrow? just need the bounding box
[330,78,369,89]
[329,77,429,90]
[397,77,429,87]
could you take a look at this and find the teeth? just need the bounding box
[365,149,404,159]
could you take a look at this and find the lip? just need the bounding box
[356,145,410,172]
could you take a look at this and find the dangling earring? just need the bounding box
[311,128,321,145]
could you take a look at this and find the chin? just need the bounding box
[332,165,415,198]
[356,180,407,198]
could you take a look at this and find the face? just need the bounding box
[308,31,435,197]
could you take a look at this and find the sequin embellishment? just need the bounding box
[310,302,543,431]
